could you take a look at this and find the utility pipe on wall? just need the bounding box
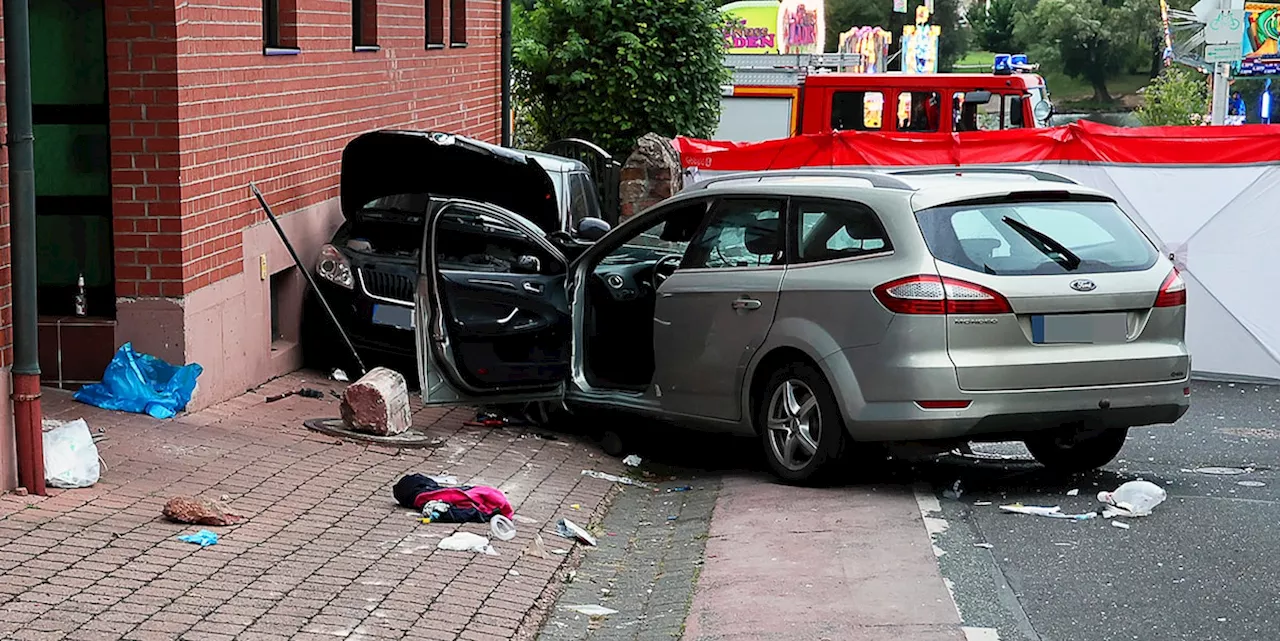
[4,0,45,495]
[501,0,513,146]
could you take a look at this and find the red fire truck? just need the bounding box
[716,53,1054,142]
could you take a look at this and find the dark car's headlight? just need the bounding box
[317,244,354,290]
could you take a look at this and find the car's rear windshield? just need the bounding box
[914,197,1158,275]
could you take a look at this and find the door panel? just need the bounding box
[416,200,570,406]
[651,197,787,421]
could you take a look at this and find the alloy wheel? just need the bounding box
[766,379,822,471]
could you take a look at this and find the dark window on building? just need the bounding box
[427,0,445,47]
[263,0,299,52]
[354,0,378,49]
[450,0,468,46]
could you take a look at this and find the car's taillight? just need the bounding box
[1154,269,1186,308]
[873,275,1012,315]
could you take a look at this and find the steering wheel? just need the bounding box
[649,254,683,289]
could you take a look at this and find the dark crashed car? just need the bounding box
[302,130,608,375]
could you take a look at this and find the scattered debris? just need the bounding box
[1111,521,1131,530]
[973,543,994,549]
[429,475,459,486]
[162,496,245,526]
[43,418,100,489]
[571,504,581,510]
[1097,480,1166,517]
[1191,466,1251,476]
[177,529,219,547]
[266,387,324,403]
[622,455,642,467]
[331,368,350,382]
[512,514,537,525]
[667,486,693,493]
[508,569,520,576]
[667,515,678,521]
[1066,489,1080,496]
[527,533,553,560]
[565,605,618,617]
[437,532,497,555]
[943,480,964,500]
[73,342,203,419]
[999,504,1095,520]
[556,518,597,546]
[581,470,650,487]
[973,501,993,507]
[1237,480,1267,487]
[564,570,577,583]
[490,515,517,541]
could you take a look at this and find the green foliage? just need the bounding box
[1135,66,1207,126]
[824,0,969,71]
[972,0,1031,54]
[513,0,730,158]
[1014,0,1158,103]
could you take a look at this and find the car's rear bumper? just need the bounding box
[841,380,1191,442]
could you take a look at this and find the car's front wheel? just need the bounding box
[1024,427,1129,473]
[758,363,848,484]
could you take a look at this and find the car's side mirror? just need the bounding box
[1009,96,1025,127]
[575,217,611,242]
[516,255,542,274]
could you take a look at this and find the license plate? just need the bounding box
[371,304,414,330]
[1031,313,1127,344]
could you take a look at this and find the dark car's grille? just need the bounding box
[359,268,414,303]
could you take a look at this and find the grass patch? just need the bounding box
[1048,73,1152,111]
[953,50,996,72]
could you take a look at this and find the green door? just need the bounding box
[31,0,113,317]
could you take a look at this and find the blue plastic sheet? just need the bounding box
[177,529,219,547]
[73,342,203,419]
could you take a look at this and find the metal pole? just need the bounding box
[500,0,513,146]
[249,185,367,377]
[4,0,45,495]
[1210,62,1230,125]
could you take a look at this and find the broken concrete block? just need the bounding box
[162,496,244,526]
[340,367,412,436]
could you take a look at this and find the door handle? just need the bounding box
[731,297,762,311]
[523,281,543,295]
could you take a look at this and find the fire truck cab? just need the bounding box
[715,53,1054,142]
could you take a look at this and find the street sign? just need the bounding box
[1205,9,1246,45]
[1206,43,1245,63]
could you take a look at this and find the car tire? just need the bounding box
[757,362,849,485]
[1024,427,1129,473]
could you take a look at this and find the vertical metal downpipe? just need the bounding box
[4,0,46,495]
[500,0,513,146]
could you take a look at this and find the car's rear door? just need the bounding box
[415,198,571,406]
[650,197,787,420]
[914,193,1189,392]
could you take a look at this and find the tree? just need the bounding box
[513,0,730,158]
[973,0,1032,54]
[825,0,970,71]
[1135,66,1208,126]
[1014,0,1157,103]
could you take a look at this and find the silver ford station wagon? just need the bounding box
[411,167,1191,483]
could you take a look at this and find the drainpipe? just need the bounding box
[500,0,512,146]
[5,0,45,495]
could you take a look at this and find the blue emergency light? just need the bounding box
[994,53,1036,75]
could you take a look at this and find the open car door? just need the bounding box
[415,199,572,406]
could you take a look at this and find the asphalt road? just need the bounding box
[913,381,1280,641]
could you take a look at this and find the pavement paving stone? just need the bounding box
[536,476,721,641]
[0,371,626,640]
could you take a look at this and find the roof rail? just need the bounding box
[887,167,1078,185]
[687,169,915,191]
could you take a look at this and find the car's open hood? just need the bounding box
[340,130,560,234]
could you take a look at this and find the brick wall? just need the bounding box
[0,8,14,368]
[172,0,502,294]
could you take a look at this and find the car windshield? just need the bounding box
[914,198,1158,276]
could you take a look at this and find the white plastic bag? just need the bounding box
[43,418,100,488]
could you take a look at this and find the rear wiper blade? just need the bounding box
[1000,216,1082,271]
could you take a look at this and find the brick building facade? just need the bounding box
[0,0,503,490]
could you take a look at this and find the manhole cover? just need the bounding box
[1237,480,1267,487]
[1192,466,1250,475]
[1217,427,1280,440]
[303,418,446,448]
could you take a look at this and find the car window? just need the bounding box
[952,92,1027,131]
[598,199,709,267]
[434,206,562,275]
[831,91,884,131]
[795,199,892,263]
[682,199,784,270]
[567,172,601,225]
[915,199,1158,275]
[897,91,941,132]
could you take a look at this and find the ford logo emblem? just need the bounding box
[1069,279,1097,292]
